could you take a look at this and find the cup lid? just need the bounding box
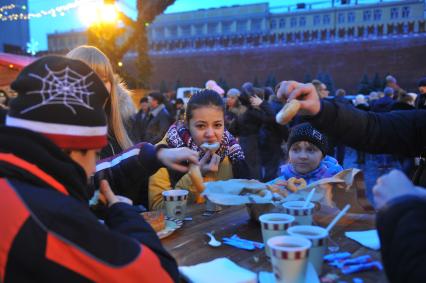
[162,189,189,197]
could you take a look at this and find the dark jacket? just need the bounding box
[355,104,370,111]
[0,108,6,124]
[377,196,426,283]
[370,96,394,113]
[96,142,166,207]
[415,93,426,110]
[129,109,149,143]
[143,106,172,144]
[391,102,415,111]
[259,99,288,148]
[237,101,275,137]
[309,100,426,186]
[0,126,178,282]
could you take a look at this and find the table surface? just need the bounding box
[161,204,388,283]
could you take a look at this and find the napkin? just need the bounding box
[179,258,257,283]
[345,230,380,250]
[258,263,319,283]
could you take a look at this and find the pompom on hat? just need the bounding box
[205,80,225,96]
[7,55,109,150]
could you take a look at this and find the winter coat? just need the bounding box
[236,101,275,137]
[143,105,172,144]
[148,125,251,209]
[415,93,426,110]
[391,102,415,111]
[376,195,426,283]
[95,142,166,207]
[370,96,394,113]
[117,82,137,130]
[308,99,426,186]
[0,126,178,282]
[355,104,370,111]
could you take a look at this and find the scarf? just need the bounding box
[166,122,245,163]
[279,155,343,184]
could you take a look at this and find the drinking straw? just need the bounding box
[326,204,351,232]
[303,188,316,208]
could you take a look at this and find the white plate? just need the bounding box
[157,217,183,239]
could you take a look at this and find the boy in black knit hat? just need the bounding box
[0,56,198,282]
[270,123,343,185]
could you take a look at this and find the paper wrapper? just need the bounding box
[202,179,273,205]
[202,169,374,221]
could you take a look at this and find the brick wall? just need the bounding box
[145,36,426,94]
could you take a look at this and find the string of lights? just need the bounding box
[0,3,17,12]
[0,0,97,22]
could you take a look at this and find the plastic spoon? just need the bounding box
[206,232,222,247]
[326,204,351,232]
[303,188,316,208]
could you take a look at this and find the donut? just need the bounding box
[188,164,205,203]
[142,211,165,232]
[286,177,307,193]
[200,142,220,152]
[276,100,301,125]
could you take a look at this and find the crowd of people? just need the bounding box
[0,44,425,282]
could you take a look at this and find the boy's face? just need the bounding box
[69,149,101,181]
[289,141,323,174]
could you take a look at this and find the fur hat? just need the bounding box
[7,55,109,149]
[227,88,241,97]
[287,123,328,155]
[353,94,367,106]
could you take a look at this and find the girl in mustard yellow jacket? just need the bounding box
[149,89,251,210]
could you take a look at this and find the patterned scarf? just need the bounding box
[166,122,245,163]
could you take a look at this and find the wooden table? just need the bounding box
[162,204,388,282]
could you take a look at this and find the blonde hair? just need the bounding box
[67,45,133,151]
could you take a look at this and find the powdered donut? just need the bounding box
[200,142,220,152]
[276,100,301,125]
[286,177,307,193]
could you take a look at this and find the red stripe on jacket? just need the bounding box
[0,153,68,195]
[0,179,30,282]
[45,233,174,283]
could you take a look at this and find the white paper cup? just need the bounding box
[259,213,295,257]
[287,225,328,274]
[282,201,315,225]
[162,189,188,219]
[268,235,312,283]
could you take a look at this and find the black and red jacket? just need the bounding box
[0,126,179,282]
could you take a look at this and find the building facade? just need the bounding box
[147,0,426,52]
[47,1,426,53]
[47,30,87,53]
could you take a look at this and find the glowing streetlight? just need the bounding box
[78,1,118,27]
[117,61,123,67]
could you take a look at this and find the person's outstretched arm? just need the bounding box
[277,81,426,156]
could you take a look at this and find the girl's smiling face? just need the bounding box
[288,141,323,174]
[188,106,224,146]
